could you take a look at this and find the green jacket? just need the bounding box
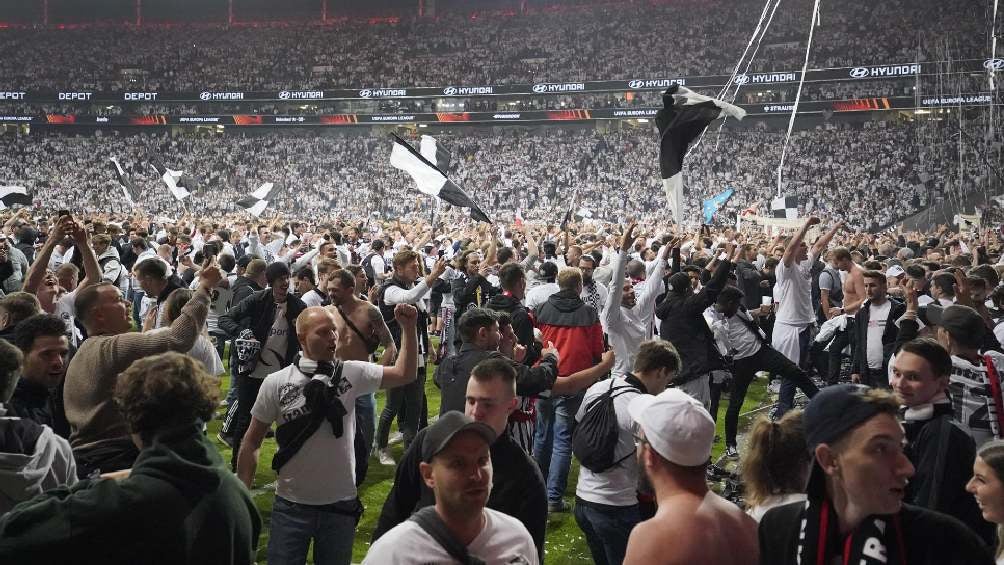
[0,425,261,564]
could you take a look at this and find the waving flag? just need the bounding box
[419,135,452,173]
[150,158,195,201]
[701,188,735,224]
[390,134,491,223]
[656,85,746,225]
[109,157,140,205]
[237,182,283,217]
[771,195,799,219]
[0,186,32,210]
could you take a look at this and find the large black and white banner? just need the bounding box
[0,186,32,209]
[390,134,491,224]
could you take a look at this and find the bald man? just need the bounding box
[236,304,419,565]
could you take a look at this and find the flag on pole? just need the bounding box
[656,85,746,225]
[236,182,283,217]
[109,157,140,205]
[771,195,799,219]
[701,188,734,224]
[419,135,452,173]
[390,134,491,223]
[0,186,32,210]
[150,158,194,201]
[560,188,580,231]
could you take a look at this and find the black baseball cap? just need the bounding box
[926,303,985,348]
[804,384,889,498]
[421,411,496,463]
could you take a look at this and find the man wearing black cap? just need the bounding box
[219,261,306,470]
[759,384,993,565]
[365,409,538,564]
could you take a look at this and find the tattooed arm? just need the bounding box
[369,303,398,365]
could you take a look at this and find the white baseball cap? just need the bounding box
[628,389,715,466]
[886,264,905,278]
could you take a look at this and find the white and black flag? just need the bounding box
[656,85,746,225]
[771,195,799,219]
[0,186,32,210]
[150,158,195,201]
[236,182,282,217]
[390,134,491,224]
[109,157,140,205]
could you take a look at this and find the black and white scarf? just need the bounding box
[796,497,907,565]
[271,355,346,471]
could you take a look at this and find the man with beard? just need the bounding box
[452,250,493,315]
[325,269,397,484]
[219,261,307,471]
[624,388,759,565]
[578,255,607,316]
[573,340,680,565]
[364,410,538,564]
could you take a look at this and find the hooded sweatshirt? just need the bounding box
[0,424,261,564]
[0,414,77,516]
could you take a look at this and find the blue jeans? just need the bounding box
[267,496,357,565]
[129,288,145,329]
[573,500,640,565]
[777,326,818,416]
[354,393,376,485]
[533,391,584,503]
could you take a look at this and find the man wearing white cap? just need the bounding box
[623,388,759,565]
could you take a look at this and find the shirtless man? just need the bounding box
[624,388,759,565]
[827,247,865,317]
[326,268,397,483]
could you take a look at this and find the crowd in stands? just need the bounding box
[0,118,996,231]
[0,0,988,91]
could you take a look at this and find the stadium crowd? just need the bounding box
[0,0,986,91]
[0,200,1001,564]
[0,119,994,231]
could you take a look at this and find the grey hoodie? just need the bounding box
[0,414,77,516]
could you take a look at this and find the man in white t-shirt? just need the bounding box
[771,217,840,416]
[364,411,538,565]
[237,304,420,565]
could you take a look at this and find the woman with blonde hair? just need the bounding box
[968,440,1004,563]
[740,410,812,521]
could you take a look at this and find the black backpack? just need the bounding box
[362,252,380,288]
[572,379,640,473]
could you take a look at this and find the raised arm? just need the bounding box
[380,304,419,389]
[23,217,68,294]
[107,266,220,365]
[368,303,398,365]
[70,222,101,288]
[782,217,821,267]
[810,220,845,259]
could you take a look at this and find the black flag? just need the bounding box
[389,134,491,224]
[656,85,745,224]
[109,158,140,205]
[0,186,32,210]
